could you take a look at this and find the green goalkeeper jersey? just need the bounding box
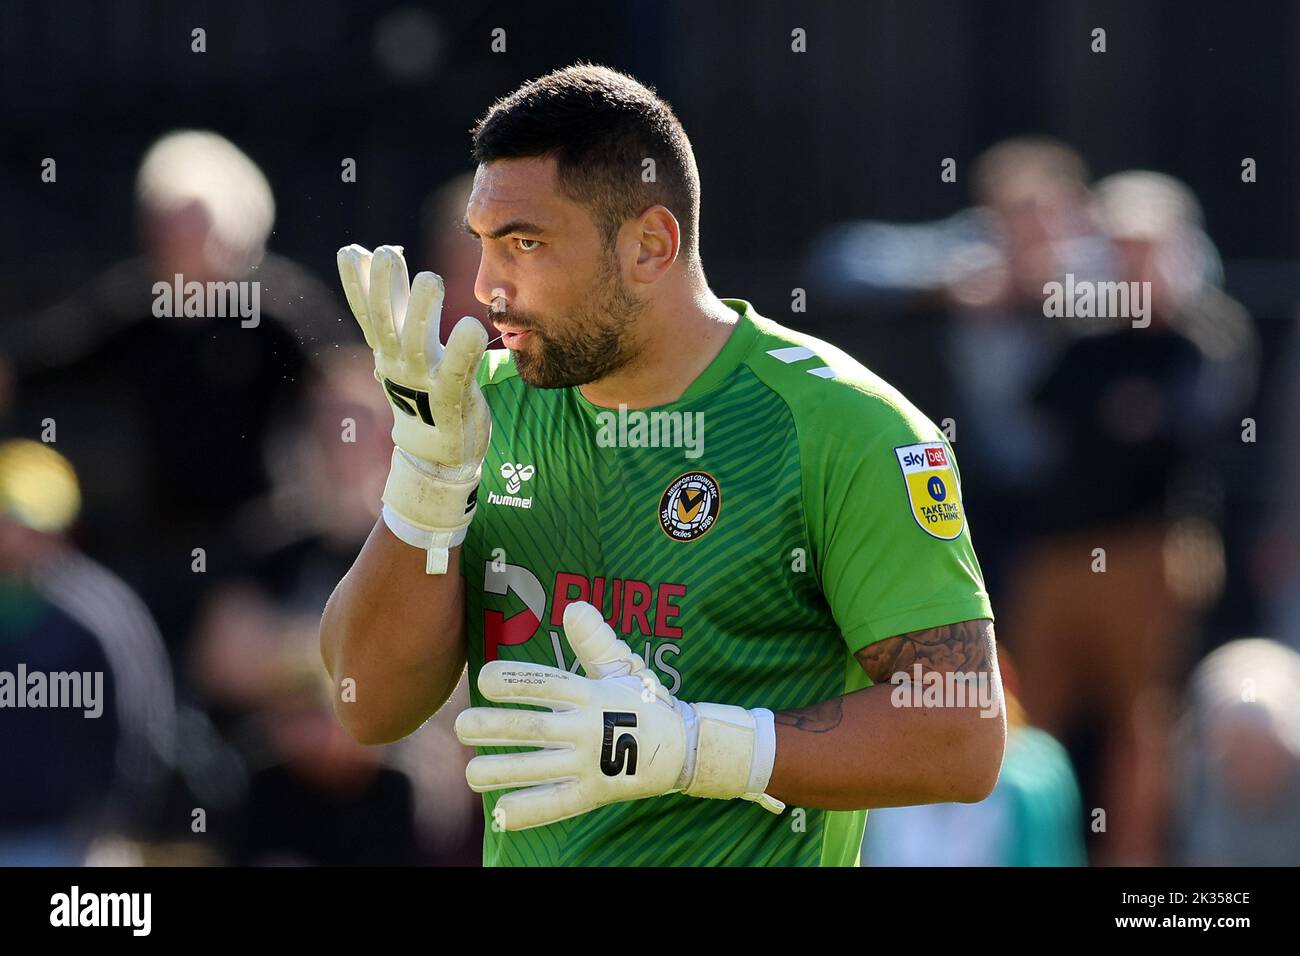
[460,298,993,866]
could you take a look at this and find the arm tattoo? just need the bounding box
[773,620,995,731]
[854,619,995,685]
[774,697,844,733]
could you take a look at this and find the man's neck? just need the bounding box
[578,290,739,410]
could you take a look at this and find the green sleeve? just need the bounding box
[804,390,994,654]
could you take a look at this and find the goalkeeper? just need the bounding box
[320,64,1004,866]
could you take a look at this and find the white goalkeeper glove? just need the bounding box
[454,601,785,831]
[337,244,491,574]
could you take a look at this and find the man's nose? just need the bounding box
[473,258,511,310]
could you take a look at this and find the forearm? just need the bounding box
[766,680,1006,811]
[320,516,468,743]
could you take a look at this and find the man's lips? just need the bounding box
[496,326,534,349]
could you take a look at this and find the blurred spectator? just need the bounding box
[1003,171,1259,865]
[1173,638,1300,865]
[419,171,498,343]
[940,138,1116,597]
[861,648,1086,866]
[804,136,1115,598]
[6,130,353,650]
[186,348,480,864]
[0,440,175,864]
[229,621,422,866]
[1254,314,1300,654]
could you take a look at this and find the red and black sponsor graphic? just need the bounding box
[482,563,687,661]
[552,572,686,639]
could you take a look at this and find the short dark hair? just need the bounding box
[470,63,701,267]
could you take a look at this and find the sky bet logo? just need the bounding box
[895,441,965,540]
[902,448,948,469]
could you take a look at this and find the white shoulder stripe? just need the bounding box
[807,366,839,379]
[765,345,815,363]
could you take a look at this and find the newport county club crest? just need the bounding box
[658,471,721,541]
[894,441,965,540]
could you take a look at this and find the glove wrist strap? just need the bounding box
[747,707,779,799]
[381,505,469,573]
[680,702,784,814]
[381,449,479,574]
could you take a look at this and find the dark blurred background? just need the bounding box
[7,1,1300,302]
[1,0,1298,867]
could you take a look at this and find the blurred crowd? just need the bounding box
[0,131,486,865]
[819,137,1299,866]
[0,130,1297,866]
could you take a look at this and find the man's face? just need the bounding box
[464,157,646,388]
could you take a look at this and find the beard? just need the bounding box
[500,255,647,389]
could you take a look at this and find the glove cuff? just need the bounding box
[381,505,468,574]
[680,702,784,814]
[381,449,480,574]
[747,707,779,799]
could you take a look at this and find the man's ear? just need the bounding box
[630,205,681,276]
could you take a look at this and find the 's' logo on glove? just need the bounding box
[600,711,638,776]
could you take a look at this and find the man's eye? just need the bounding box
[514,238,542,252]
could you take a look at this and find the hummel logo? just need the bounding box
[489,462,537,510]
[500,462,536,495]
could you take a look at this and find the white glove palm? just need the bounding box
[455,601,784,831]
[337,244,491,573]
